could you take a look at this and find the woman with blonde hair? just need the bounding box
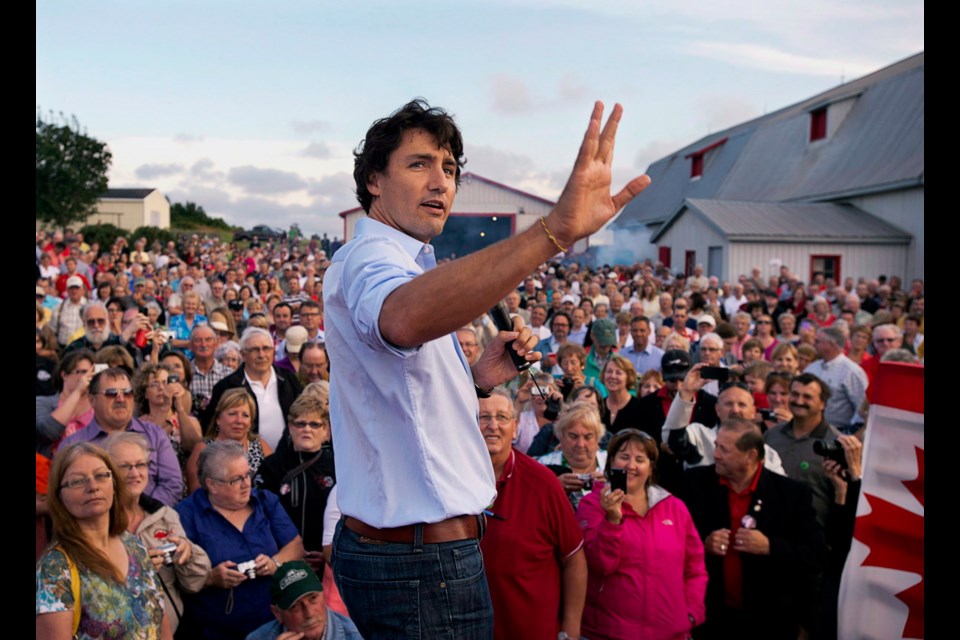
[538,402,607,511]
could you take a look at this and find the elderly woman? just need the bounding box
[257,387,335,575]
[514,372,565,454]
[134,363,203,473]
[577,429,707,639]
[848,324,874,366]
[185,388,273,494]
[169,291,207,356]
[538,402,608,511]
[602,355,644,435]
[214,340,242,372]
[36,442,171,639]
[36,348,96,458]
[776,311,800,345]
[175,441,304,639]
[106,432,212,633]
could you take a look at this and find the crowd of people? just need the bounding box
[35,221,923,639]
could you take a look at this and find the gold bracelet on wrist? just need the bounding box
[540,217,569,253]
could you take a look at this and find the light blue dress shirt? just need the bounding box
[323,218,497,528]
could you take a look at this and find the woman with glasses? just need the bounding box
[134,363,203,477]
[105,432,211,634]
[184,389,273,494]
[36,442,172,639]
[577,429,707,639]
[258,386,335,575]
[175,440,304,639]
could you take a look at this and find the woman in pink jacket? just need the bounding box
[577,429,707,640]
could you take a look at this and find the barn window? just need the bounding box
[810,254,841,283]
[810,107,827,141]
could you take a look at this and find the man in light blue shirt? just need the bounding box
[620,315,664,376]
[324,98,650,639]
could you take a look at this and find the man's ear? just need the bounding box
[270,604,283,624]
[367,172,381,198]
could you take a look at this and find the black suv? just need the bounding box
[233,225,287,242]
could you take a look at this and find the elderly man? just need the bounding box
[203,327,303,451]
[620,315,664,375]
[694,332,727,396]
[803,327,868,433]
[843,294,873,327]
[189,324,231,416]
[662,364,785,475]
[764,373,839,529]
[724,283,748,319]
[528,303,552,341]
[478,391,586,640]
[51,276,89,347]
[860,322,907,387]
[298,341,330,385]
[323,98,646,638]
[204,278,228,315]
[62,300,139,358]
[59,367,183,506]
[650,292,673,329]
[688,264,710,292]
[456,326,483,367]
[504,290,531,324]
[245,561,361,640]
[679,419,824,640]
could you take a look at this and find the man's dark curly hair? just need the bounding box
[353,98,466,213]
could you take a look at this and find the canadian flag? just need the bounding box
[838,362,924,639]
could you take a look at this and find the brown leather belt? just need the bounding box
[344,514,482,544]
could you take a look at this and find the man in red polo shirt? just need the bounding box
[478,390,586,640]
[679,419,824,640]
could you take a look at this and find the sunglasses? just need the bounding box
[97,387,135,399]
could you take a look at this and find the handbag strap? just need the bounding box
[54,545,81,637]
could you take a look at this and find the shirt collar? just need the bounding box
[355,217,426,263]
[719,462,764,495]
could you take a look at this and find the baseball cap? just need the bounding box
[66,275,84,288]
[284,326,309,355]
[697,315,717,329]
[36,286,46,297]
[661,349,693,381]
[270,561,323,610]
[591,318,618,346]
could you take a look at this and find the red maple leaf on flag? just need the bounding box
[855,446,924,638]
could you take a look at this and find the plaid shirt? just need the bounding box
[190,360,230,416]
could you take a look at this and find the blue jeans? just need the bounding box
[331,518,493,640]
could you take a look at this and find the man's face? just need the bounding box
[211,281,225,298]
[478,394,517,465]
[273,592,327,640]
[273,305,293,331]
[714,428,753,481]
[789,380,825,422]
[456,330,481,366]
[529,306,547,328]
[191,327,217,361]
[504,291,521,312]
[288,277,301,294]
[300,347,329,383]
[733,315,751,338]
[699,338,723,366]
[716,386,755,421]
[673,306,688,326]
[242,334,275,375]
[299,306,321,332]
[655,326,672,348]
[872,326,902,356]
[84,306,110,346]
[814,333,835,359]
[630,320,650,349]
[67,284,84,303]
[572,309,585,328]
[551,315,570,341]
[93,375,134,430]
[367,128,456,243]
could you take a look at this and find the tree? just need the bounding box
[36,110,112,229]
[170,200,232,230]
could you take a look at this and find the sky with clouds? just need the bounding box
[36,0,923,239]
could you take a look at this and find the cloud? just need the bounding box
[227,166,309,195]
[189,158,223,182]
[694,93,760,135]
[490,75,535,114]
[463,144,537,185]
[300,142,333,159]
[135,163,184,180]
[557,73,589,103]
[686,41,880,77]
[307,172,356,210]
[291,119,332,134]
[173,133,204,144]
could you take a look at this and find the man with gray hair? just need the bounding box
[190,323,231,416]
[203,327,303,450]
[62,300,138,358]
[803,326,868,433]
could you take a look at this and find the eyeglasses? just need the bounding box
[479,413,514,425]
[874,337,899,343]
[459,342,478,349]
[212,471,254,487]
[97,388,135,398]
[60,470,112,490]
[117,461,149,473]
[86,318,107,326]
[243,345,274,354]
[291,419,327,430]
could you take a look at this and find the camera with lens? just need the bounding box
[544,395,562,421]
[156,542,178,566]
[813,439,847,469]
[236,560,258,579]
[577,473,594,490]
